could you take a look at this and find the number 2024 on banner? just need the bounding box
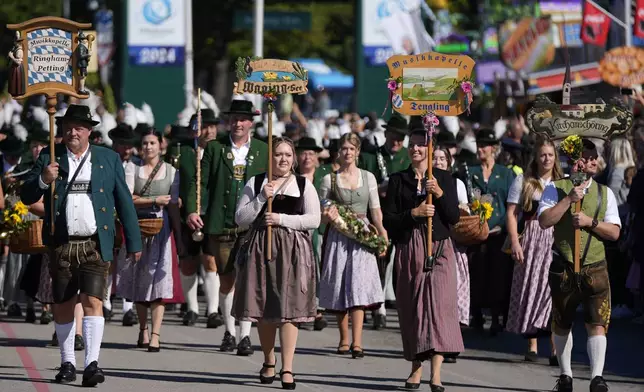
[128,46,184,66]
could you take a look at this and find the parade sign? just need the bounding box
[7,17,93,99]
[233,58,309,96]
[498,17,556,73]
[385,52,475,116]
[525,97,634,140]
[598,46,644,88]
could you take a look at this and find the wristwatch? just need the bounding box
[591,219,598,229]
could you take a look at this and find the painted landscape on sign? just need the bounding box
[402,68,458,101]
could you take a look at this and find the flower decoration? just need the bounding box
[262,72,278,81]
[461,81,473,94]
[469,189,494,225]
[0,200,31,239]
[321,199,389,255]
[422,112,440,143]
[560,135,583,161]
[382,76,404,116]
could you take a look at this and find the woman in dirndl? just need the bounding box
[233,137,320,389]
[318,133,388,359]
[506,137,562,365]
[383,130,463,392]
[118,128,179,352]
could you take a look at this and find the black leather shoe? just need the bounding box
[206,313,224,329]
[82,361,105,387]
[122,309,137,326]
[524,351,539,362]
[102,307,113,322]
[549,355,559,367]
[404,381,420,390]
[178,303,187,318]
[148,332,161,353]
[25,308,37,323]
[280,370,296,390]
[182,310,198,326]
[313,316,328,331]
[237,336,254,356]
[554,374,573,392]
[589,376,608,392]
[51,332,58,347]
[40,311,53,325]
[220,331,237,352]
[430,384,445,392]
[137,327,149,348]
[443,355,457,364]
[54,362,76,383]
[259,360,276,384]
[351,345,365,359]
[74,334,85,351]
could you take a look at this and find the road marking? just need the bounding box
[0,322,50,392]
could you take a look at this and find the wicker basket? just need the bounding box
[139,218,163,237]
[9,220,47,254]
[450,211,489,246]
[114,220,123,249]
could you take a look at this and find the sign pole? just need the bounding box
[574,201,581,273]
[46,95,57,236]
[426,137,433,259]
[267,105,273,260]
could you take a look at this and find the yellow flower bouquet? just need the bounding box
[450,189,492,245]
[559,135,583,161]
[0,200,31,238]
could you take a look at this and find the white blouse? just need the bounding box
[235,175,321,231]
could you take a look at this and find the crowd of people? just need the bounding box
[0,88,642,392]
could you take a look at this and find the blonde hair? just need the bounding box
[521,137,563,212]
[336,133,361,164]
[272,137,298,171]
[609,137,636,169]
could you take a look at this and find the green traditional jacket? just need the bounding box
[553,179,608,266]
[186,136,268,235]
[469,164,515,231]
[374,146,411,183]
[19,144,142,261]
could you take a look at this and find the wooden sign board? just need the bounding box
[233,57,308,96]
[385,52,475,116]
[7,17,93,100]
[526,98,634,140]
[599,46,644,88]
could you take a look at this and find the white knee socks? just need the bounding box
[104,275,112,311]
[180,272,199,314]
[239,320,251,339]
[554,331,573,377]
[122,300,133,313]
[221,291,235,336]
[587,335,607,378]
[203,272,220,316]
[54,320,77,366]
[82,316,104,367]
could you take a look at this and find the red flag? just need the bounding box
[636,0,644,39]
[581,1,611,46]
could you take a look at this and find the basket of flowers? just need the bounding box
[2,201,47,254]
[450,190,493,246]
[322,199,388,255]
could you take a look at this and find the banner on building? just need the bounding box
[580,0,611,46]
[498,17,556,73]
[127,0,185,66]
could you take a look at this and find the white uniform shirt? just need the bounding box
[537,178,621,227]
[230,135,251,166]
[39,146,98,236]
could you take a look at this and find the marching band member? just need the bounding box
[186,100,268,354]
[20,104,142,387]
[234,137,320,390]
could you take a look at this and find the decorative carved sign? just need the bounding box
[526,100,634,140]
[598,46,644,88]
[7,17,93,100]
[385,52,475,116]
[233,58,308,96]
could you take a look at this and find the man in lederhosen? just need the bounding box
[174,109,225,328]
[538,139,621,392]
[20,104,142,387]
[186,100,268,354]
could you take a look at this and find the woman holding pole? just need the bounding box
[382,129,462,392]
[233,137,320,389]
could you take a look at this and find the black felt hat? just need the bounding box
[55,104,100,127]
[0,136,26,156]
[28,123,50,144]
[168,124,195,144]
[436,131,458,148]
[108,123,138,146]
[475,128,499,145]
[582,138,598,160]
[223,100,260,116]
[189,109,220,126]
[296,137,323,152]
[384,113,409,135]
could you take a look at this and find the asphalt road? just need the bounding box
[1,304,642,392]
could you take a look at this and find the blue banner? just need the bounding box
[128,46,184,66]
[363,46,395,67]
